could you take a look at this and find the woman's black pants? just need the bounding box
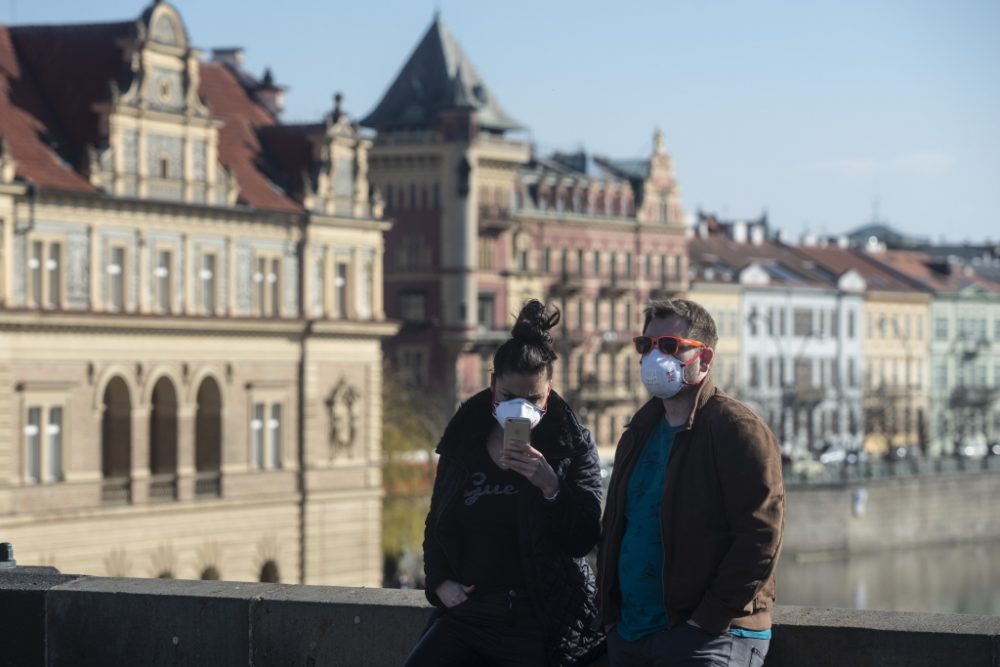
[402,589,547,667]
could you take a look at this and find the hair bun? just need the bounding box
[511,299,561,346]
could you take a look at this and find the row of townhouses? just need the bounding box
[1,2,997,583]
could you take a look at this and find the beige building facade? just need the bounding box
[1,3,394,585]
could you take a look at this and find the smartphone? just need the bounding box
[503,417,531,452]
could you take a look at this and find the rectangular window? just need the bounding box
[269,258,281,317]
[398,347,429,388]
[560,249,568,276]
[625,252,633,278]
[335,262,349,319]
[251,403,265,469]
[847,310,855,339]
[156,250,172,313]
[542,248,551,273]
[645,254,652,277]
[779,308,787,336]
[269,404,282,469]
[748,308,759,337]
[357,257,373,320]
[593,299,601,329]
[848,358,857,388]
[47,242,61,308]
[47,407,63,482]
[577,249,585,276]
[29,241,43,306]
[108,246,126,311]
[610,253,618,278]
[25,406,42,484]
[200,252,216,315]
[673,255,682,281]
[477,293,496,330]
[659,255,667,282]
[625,302,633,329]
[609,300,617,331]
[255,257,267,316]
[793,309,812,337]
[831,309,839,338]
[935,318,948,339]
[749,357,760,388]
[576,298,584,331]
[593,250,601,276]
[400,291,427,322]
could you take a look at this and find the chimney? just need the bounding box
[731,221,747,244]
[750,224,765,245]
[801,233,818,247]
[253,68,286,117]
[211,47,245,70]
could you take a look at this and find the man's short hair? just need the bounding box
[642,298,719,349]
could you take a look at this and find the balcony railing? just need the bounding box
[149,473,178,502]
[195,471,222,499]
[477,205,515,231]
[549,272,584,296]
[599,276,636,297]
[101,477,132,505]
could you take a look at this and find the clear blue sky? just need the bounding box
[11,0,1000,242]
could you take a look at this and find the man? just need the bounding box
[597,298,784,666]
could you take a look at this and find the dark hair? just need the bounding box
[642,298,718,349]
[492,300,561,379]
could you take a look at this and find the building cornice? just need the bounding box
[0,310,399,339]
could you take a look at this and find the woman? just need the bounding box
[403,300,605,667]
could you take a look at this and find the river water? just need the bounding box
[776,540,1000,615]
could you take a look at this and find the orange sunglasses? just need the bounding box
[632,335,706,356]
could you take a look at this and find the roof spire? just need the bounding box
[654,128,665,155]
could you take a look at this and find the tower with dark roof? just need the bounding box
[364,15,530,404]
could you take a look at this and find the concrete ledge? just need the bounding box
[2,569,999,666]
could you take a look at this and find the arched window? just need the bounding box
[101,377,132,504]
[195,377,223,498]
[149,377,179,501]
[259,560,280,583]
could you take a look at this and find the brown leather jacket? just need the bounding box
[596,377,784,635]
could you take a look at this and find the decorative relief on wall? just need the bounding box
[67,230,89,308]
[283,250,298,317]
[235,244,253,314]
[12,234,25,306]
[326,379,360,456]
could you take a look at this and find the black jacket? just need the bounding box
[423,388,605,666]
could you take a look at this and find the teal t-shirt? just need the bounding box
[616,418,682,641]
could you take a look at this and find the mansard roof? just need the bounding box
[5,20,136,174]
[361,15,521,132]
[0,26,97,191]
[196,62,301,212]
[0,9,356,214]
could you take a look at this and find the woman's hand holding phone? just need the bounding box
[501,438,559,499]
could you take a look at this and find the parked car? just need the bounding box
[885,444,919,461]
[956,436,988,458]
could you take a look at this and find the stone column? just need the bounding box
[130,406,151,504]
[176,405,196,501]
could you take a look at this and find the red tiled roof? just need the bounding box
[689,235,832,287]
[1,18,308,213]
[867,250,1000,295]
[791,245,926,292]
[257,123,322,202]
[194,62,302,212]
[0,26,97,191]
[9,21,136,169]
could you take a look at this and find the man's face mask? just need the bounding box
[639,348,706,399]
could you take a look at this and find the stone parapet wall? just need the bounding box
[2,568,998,666]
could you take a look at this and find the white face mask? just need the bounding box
[493,397,546,430]
[640,349,700,399]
